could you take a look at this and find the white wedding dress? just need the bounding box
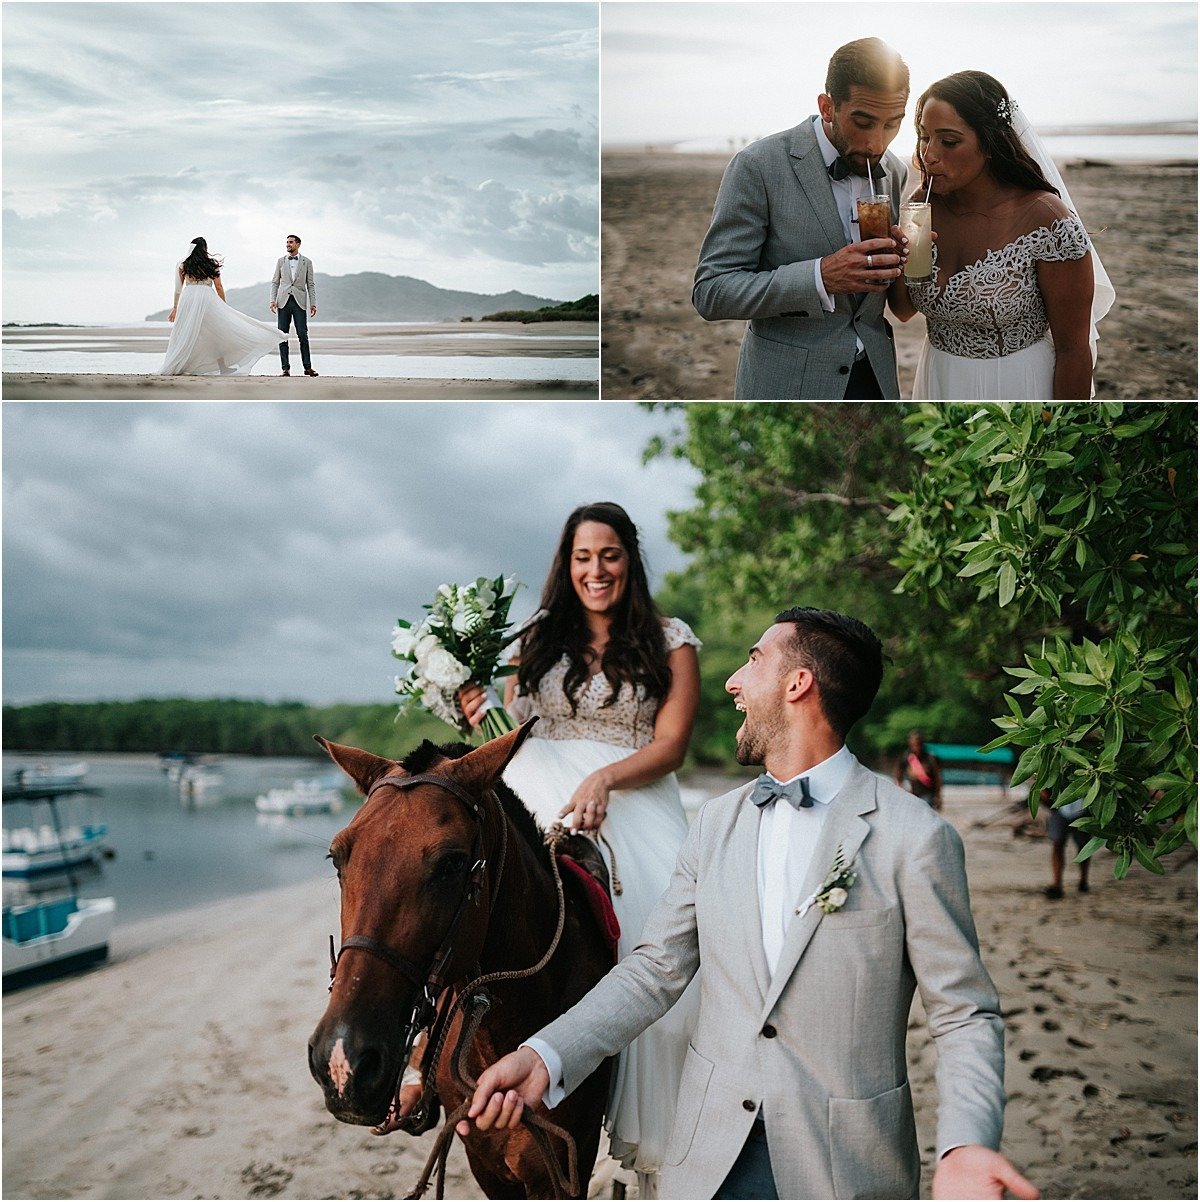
[159,268,288,376]
[501,617,701,1195]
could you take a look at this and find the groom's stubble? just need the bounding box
[734,695,786,766]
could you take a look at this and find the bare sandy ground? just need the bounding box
[2,375,597,400]
[600,152,1198,400]
[3,783,1195,1200]
[2,321,599,399]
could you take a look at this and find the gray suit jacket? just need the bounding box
[536,760,1005,1200]
[271,254,316,309]
[692,118,909,399]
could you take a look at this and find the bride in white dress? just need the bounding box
[887,72,1114,399]
[159,237,289,376]
[459,501,701,1198]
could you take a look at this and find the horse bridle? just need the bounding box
[327,771,507,1097]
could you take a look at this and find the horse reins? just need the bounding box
[327,770,579,1199]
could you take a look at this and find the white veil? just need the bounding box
[1012,107,1116,378]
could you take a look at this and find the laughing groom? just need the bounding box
[459,608,1039,1200]
[270,233,319,377]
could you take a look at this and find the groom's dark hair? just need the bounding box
[287,234,302,243]
[825,38,909,103]
[774,607,884,737]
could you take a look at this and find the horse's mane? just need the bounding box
[399,740,552,872]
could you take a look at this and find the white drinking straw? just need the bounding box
[924,173,933,205]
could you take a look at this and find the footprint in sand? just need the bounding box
[240,1162,294,1198]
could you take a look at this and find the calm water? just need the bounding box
[2,754,356,926]
[0,349,598,381]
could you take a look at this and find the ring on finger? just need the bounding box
[867,254,874,268]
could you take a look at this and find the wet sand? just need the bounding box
[2,321,599,399]
[600,152,1198,399]
[3,783,1195,1199]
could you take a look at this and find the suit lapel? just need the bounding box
[759,761,878,1021]
[730,784,771,1002]
[787,118,848,260]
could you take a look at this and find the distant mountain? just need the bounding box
[146,272,562,323]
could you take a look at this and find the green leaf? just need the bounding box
[1132,842,1165,875]
[1074,836,1106,863]
[998,561,1017,607]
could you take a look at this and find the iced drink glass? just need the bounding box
[856,194,893,245]
[900,201,933,280]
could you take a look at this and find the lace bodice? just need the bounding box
[906,214,1090,359]
[516,617,701,749]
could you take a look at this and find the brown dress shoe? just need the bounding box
[280,368,290,376]
[304,367,319,376]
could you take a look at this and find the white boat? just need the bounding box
[2,821,110,877]
[9,761,89,790]
[255,779,344,818]
[2,895,116,991]
[179,766,224,797]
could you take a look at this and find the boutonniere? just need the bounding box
[796,844,858,918]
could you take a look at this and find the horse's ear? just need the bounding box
[314,735,400,797]
[451,717,538,789]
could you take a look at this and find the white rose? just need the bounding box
[424,648,470,690]
[413,634,442,665]
[392,626,419,657]
[825,887,848,910]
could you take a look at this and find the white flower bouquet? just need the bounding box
[392,575,521,741]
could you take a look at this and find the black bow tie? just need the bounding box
[287,256,298,260]
[828,156,886,182]
[750,774,814,810]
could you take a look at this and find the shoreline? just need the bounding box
[2,374,598,399]
[3,783,1194,1200]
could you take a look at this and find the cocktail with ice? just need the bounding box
[900,201,933,281]
[855,194,893,245]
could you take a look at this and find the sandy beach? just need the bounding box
[2,321,599,400]
[600,153,1198,400]
[4,781,1194,1200]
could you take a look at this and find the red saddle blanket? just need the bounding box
[558,853,620,959]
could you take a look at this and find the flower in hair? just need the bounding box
[995,97,1018,125]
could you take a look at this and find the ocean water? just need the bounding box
[1,349,599,381]
[2,754,354,927]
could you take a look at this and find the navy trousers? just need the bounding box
[714,1117,779,1200]
[277,297,311,370]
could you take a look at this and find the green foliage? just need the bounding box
[2,699,460,760]
[891,402,1197,876]
[480,295,599,322]
[644,403,1005,768]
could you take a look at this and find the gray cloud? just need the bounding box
[3,403,699,705]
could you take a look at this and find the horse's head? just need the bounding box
[307,719,536,1127]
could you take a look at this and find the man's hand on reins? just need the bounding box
[456,1046,549,1135]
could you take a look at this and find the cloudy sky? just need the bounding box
[3,402,700,706]
[3,2,598,324]
[603,1,1197,156]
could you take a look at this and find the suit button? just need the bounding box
[761,1024,777,1039]
[742,1099,756,1111]
[838,365,850,374]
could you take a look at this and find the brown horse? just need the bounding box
[308,720,614,1199]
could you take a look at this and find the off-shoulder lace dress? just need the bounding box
[906,212,1092,399]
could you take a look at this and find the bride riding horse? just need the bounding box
[308,720,615,1199]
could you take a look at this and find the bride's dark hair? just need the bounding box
[181,236,222,281]
[915,71,1059,197]
[518,502,671,713]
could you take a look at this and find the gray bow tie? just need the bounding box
[287,256,298,260]
[750,775,814,810]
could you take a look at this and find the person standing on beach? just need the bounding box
[458,607,1039,1200]
[894,728,943,810]
[270,234,319,377]
[692,38,912,400]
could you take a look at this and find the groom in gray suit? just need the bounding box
[693,38,912,400]
[270,233,319,377]
[460,608,1039,1200]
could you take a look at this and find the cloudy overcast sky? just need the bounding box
[603,1,1197,155]
[3,2,598,324]
[3,402,700,706]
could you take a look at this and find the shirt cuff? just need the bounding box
[520,1037,566,1109]
[814,259,836,312]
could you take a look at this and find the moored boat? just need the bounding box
[255,779,344,818]
[2,894,116,991]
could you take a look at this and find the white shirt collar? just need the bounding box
[767,744,854,807]
[813,114,840,169]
